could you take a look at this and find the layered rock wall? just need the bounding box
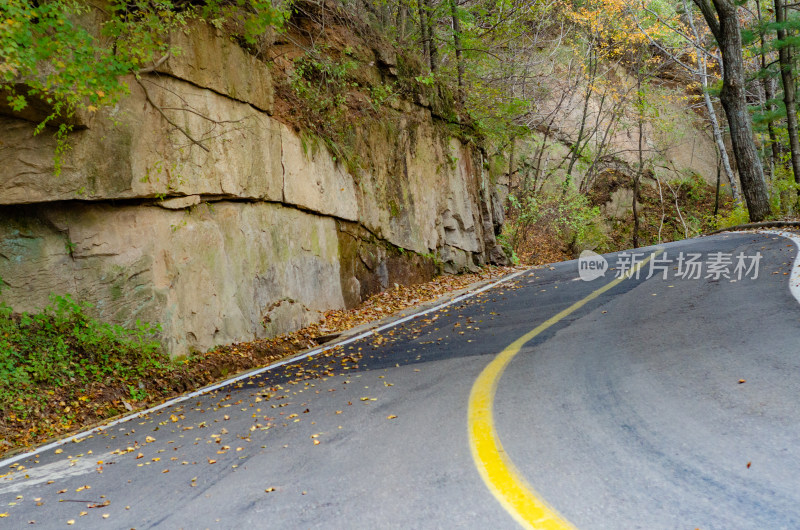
[0,23,506,356]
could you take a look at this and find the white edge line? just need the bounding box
[0,268,530,469]
[760,230,800,304]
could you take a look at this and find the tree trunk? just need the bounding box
[683,0,740,200]
[417,0,430,68]
[397,1,410,42]
[693,0,771,221]
[718,63,771,221]
[755,0,781,178]
[714,150,722,216]
[700,54,740,201]
[633,72,644,249]
[450,0,464,105]
[426,0,439,72]
[766,78,782,176]
[774,0,800,192]
[508,136,516,188]
[566,41,596,187]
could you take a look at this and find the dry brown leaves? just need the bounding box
[303,266,520,337]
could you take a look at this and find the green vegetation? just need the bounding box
[504,172,735,264]
[286,45,363,168]
[506,187,603,253]
[503,185,606,264]
[768,164,800,214]
[1,0,289,171]
[289,45,358,119]
[0,292,318,452]
[713,202,751,231]
[0,295,166,428]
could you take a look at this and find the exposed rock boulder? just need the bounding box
[0,202,346,355]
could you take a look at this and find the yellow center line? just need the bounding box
[468,251,662,529]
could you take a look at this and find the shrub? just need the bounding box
[712,201,751,230]
[504,185,607,263]
[0,294,167,418]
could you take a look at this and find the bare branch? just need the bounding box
[135,77,210,152]
[137,53,172,75]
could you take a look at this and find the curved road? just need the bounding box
[2,232,799,529]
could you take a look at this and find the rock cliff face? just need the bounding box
[0,22,507,356]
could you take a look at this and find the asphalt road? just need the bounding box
[1,232,799,529]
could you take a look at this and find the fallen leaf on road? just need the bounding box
[54,449,63,455]
[265,487,275,492]
[207,459,217,464]
[738,379,746,384]
[145,436,156,443]
[387,415,397,419]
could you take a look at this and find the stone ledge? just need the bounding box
[157,22,274,114]
[156,195,201,210]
